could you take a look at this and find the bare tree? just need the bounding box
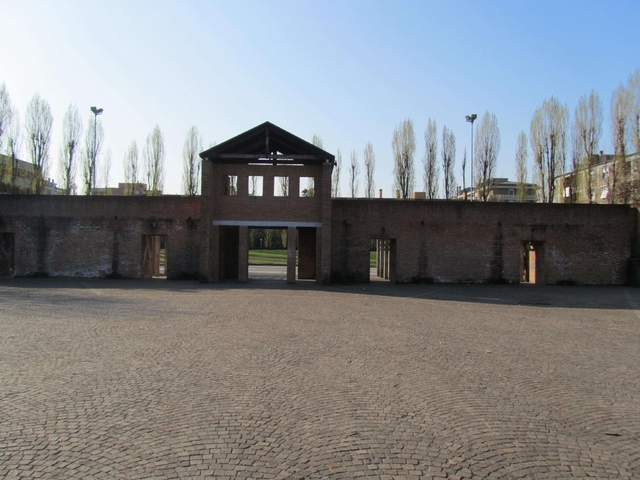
[182,125,202,196]
[515,132,528,202]
[306,135,323,195]
[6,109,21,193]
[529,98,567,203]
[0,83,10,154]
[610,84,632,204]
[363,141,375,198]
[100,148,112,191]
[123,140,139,195]
[629,69,640,204]
[574,90,603,203]
[392,118,415,199]
[82,114,104,195]
[349,150,360,198]
[441,126,456,199]
[568,118,583,203]
[58,103,82,195]
[332,149,341,197]
[0,84,12,189]
[423,118,438,199]
[630,68,640,155]
[461,147,467,198]
[474,111,501,202]
[25,94,54,194]
[143,124,165,196]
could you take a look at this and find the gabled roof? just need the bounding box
[199,121,335,165]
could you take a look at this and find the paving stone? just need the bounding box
[0,278,639,478]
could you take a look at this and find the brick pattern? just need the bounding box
[0,195,200,279]
[1,279,639,478]
[331,200,635,285]
[209,164,325,223]
[0,194,636,285]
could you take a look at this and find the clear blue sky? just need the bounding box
[2,0,639,196]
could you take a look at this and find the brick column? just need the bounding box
[319,162,332,285]
[238,225,249,282]
[287,226,297,283]
[199,160,214,282]
[211,225,220,282]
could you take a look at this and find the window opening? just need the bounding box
[225,175,238,196]
[274,176,289,196]
[248,176,263,196]
[300,177,315,197]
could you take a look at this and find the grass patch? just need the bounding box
[249,249,294,266]
[249,250,377,267]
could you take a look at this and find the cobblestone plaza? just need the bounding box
[1,278,639,479]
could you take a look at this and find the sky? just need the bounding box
[2,0,639,197]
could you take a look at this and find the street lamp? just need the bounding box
[465,114,477,201]
[90,106,103,195]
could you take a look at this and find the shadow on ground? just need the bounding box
[0,275,637,311]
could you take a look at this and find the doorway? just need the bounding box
[142,235,167,278]
[371,238,395,282]
[521,241,543,284]
[0,233,14,276]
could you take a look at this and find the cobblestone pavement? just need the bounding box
[1,278,639,479]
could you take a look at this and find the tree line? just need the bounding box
[0,84,203,196]
[328,67,640,204]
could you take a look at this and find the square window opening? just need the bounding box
[225,175,238,196]
[274,176,289,197]
[300,177,315,197]
[248,176,263,196]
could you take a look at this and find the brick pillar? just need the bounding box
[238,225,249,282]
[319,162,333,285]
[287,226,297,284]
[211,225,220,282]
[199,160,214,282]
[376,239,381,278]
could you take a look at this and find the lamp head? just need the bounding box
[90,106,104,115]
[465,114,477,123]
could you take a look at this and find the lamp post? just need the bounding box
[90,106,103,195]
[465,114,477,201]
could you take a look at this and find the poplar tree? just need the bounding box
[363,141,375,198]
[25,93,53,194]
[143,124,165,196]
[423,118,438,199]
[392,118,415,199]
[59,103,82,195]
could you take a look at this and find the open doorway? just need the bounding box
[521,241,543,284]
[0,233,14,276]
[142,235,167,278]
[248,227,289,281]
[371,238,395,282]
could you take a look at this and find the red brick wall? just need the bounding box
[209,163,325,223]
[331,199,636,285]
[0,195,200,279]
[1,194,635,285]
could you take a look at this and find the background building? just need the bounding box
[0,154,58,195]
[555,151,640,204]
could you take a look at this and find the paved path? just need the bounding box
[1,279,639,479]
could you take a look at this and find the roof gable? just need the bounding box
[199,121,334,165]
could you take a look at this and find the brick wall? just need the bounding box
[331,199,636,285]
[209,163,325,223]
[1,194,636,285]
[0,195,200,279]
